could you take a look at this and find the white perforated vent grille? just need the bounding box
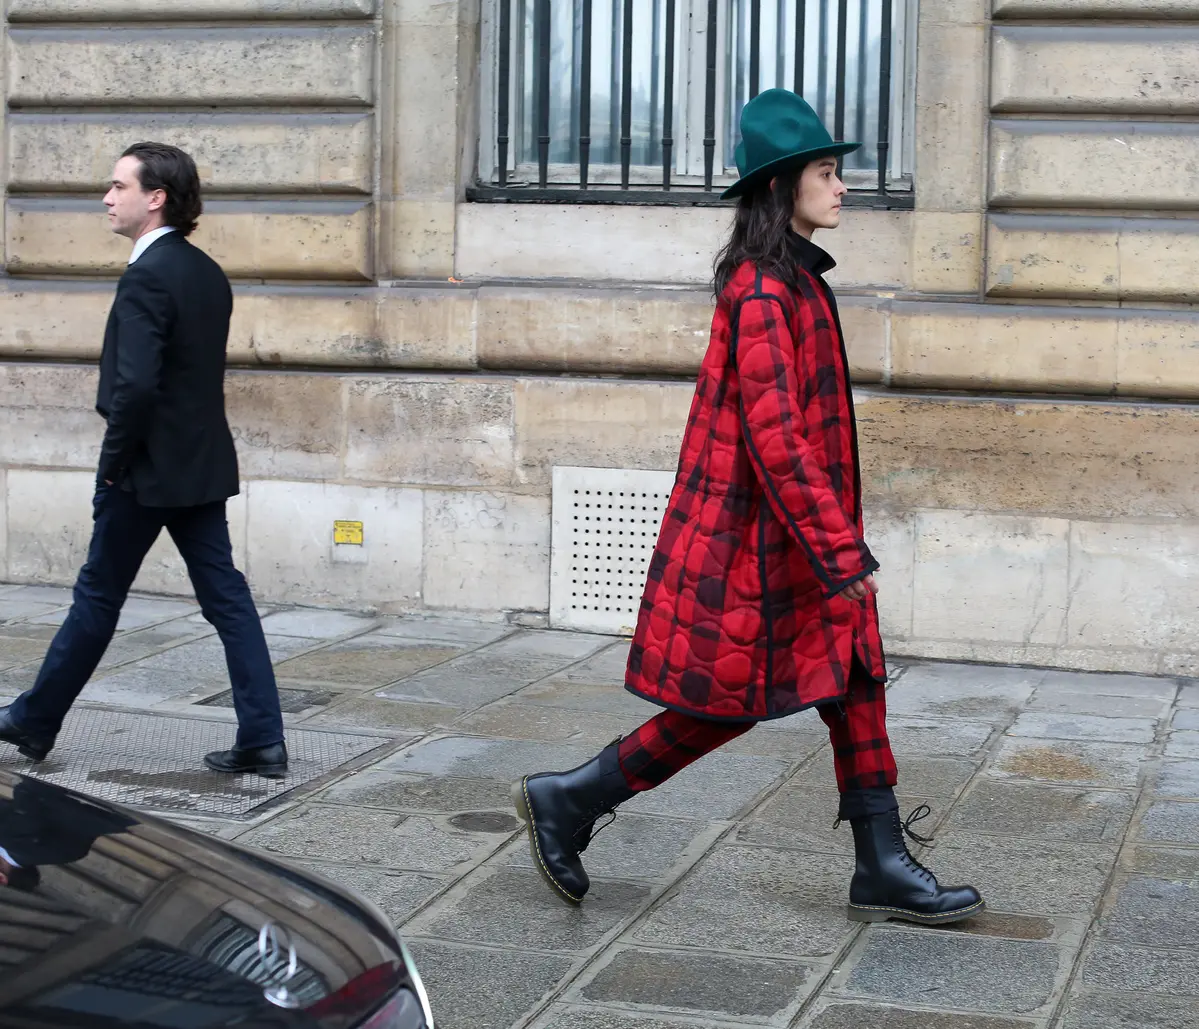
[550,466,675,635]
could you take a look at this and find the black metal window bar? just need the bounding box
[472,0,912,209]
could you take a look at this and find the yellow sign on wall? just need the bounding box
[333,520,364,546]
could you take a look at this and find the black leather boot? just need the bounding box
[512,740,636,905]
[847,802,984,925]
[204,742,288,779]
[0,705,55,762]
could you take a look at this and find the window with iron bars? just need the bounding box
[473,0,917,208]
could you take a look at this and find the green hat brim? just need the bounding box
[720,141,862,200]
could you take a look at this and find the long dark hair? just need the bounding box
[712,162,804,299]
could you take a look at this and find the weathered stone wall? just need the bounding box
[0,0,1196,676]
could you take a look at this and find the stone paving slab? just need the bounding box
[1097,876,1199,950]
[380,735,599,781]
[409,940,574,1029]
[883,661,1041,719]
[988,737,1146,791]
[0,597,68,623]
[1036,670,1181,702]
[28,595,199,631]
[96,619,218,669]
[410,867,651,953]
[632,844,858,960]
[300,694,464,733]
[1080,940,1199,996]
[0,664,38,696]
[1165,730,1199,758]
[1137,800,1199,844]
[453,698,642,747]
[530,1006,771,1029]
[800,1002,1043,1029]
[921,831,1119,916]
[1026,690,1174,720]
[836,928,1066,1015]
[259,608,378,638]
[885,715,998,757]
[237,802,512,874]
[1119,845,1199,880]
[0,622,60,641]
[1058,989,1199,1029]
[299,862,449,925]
[1152,759,1199,799]
[1007,712,1157,745]
[319,769,517,814]
[0,635,47,670]
[276,635,467,688]
[1173,708,1199,730]
[514,676,663,719]
[945,780,1136,844]
[568,945,825,1024]
[377,630,611,707]
[374,615,513,646]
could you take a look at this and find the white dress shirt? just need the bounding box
[128,225,177,266]
[0,844,19,868]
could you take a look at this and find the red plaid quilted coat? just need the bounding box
[626,235,886,722]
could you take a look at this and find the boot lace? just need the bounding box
[574,809,617,853]
[897,804,937,884]
[572,735,624,854]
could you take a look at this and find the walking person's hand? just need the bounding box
[839,574,879,602]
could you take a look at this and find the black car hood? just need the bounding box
[0,770,414,1029]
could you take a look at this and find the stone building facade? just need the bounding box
[0,0,1195,676]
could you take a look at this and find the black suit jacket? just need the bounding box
[97,232,240,507]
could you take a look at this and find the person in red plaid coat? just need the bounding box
[515,90,984,926]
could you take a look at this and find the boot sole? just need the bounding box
[847,898,986,926]
[0,733,51,762]
[511,779,583,907]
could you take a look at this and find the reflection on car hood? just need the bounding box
[0,769,414,1029]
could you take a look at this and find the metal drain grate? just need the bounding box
[0,709,390,818]
[550,466,674,635]
[200,687,340,715]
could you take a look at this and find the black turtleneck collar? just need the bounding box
[787,230,837,278]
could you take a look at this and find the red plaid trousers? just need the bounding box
[618,663,897,794]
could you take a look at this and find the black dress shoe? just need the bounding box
[847,804,984,926]
[0,705,55,762]
[512,739,635,905]
[204,742,288,779]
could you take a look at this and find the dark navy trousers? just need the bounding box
[11,484,284,749]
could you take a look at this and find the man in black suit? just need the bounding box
[0,143,287,777]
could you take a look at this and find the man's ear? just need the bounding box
[147,189,167,213]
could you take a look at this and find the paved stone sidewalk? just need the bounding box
[1,581,1197,1028]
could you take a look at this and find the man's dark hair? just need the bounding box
[121,142,203,236]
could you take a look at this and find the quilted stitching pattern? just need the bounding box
[626,256,886,722]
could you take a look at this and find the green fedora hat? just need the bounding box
[721,88,861,200]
